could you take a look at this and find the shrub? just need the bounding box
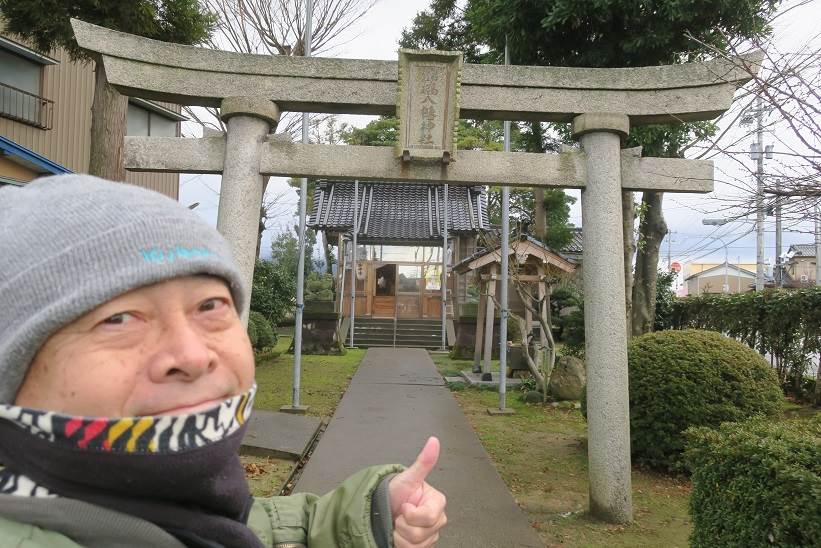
[246,315,259,349]
[250,259,295,326]
[248,311,277,351]
[685,417,821,547]
[507,314,522,343]
[630,329,783,471]
[305,272,335,301]
[581,329,784,472]
[449,344,473,360]
[672,287,821,401]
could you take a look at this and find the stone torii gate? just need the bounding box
[71,18,760,524]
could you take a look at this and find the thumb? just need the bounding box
[403,436,440,485]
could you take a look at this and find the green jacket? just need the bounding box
[0,464,402,548]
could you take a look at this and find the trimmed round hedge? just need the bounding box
[248,311,277,351]
[628,329,783,472]
[583,329,785,472]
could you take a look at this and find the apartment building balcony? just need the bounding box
[0,81,54,130]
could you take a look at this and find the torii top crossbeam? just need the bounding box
[72,19,759,124]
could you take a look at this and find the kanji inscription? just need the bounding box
[396,49,462,164]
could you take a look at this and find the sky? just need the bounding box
[179,0,821,277]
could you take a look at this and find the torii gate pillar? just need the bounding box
[573,113,632,522]
[215,97,280,323]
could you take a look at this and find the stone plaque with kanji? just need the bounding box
[396,49,462,164]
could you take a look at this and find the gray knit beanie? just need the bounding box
[0,174,247,404]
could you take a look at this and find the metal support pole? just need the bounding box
[350,179,358,347]
[574,113,633,523]
[755,96,765,291]
[290,0,313,410]
[816,201,821,287]
[441,184,448,350]
[497,39,511,412]
[724,244,729,293]
[337,237,347,332]
[775,179,782,288]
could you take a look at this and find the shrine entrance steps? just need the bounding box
[354,317,443,349]
[295,348,542,547]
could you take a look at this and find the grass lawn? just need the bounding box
[253,336,366,418]
[434,353,499,376]
[241,336,366,497]
[431,354,692,548]
[784,398,820,420]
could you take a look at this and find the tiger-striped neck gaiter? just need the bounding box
[0,385,264,548]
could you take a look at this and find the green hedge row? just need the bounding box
[671,288,821,396]
[685,417,821,547]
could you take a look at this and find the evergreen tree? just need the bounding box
[402,0,777,334]
[0,0,215,181]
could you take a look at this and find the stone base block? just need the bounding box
[279,405,310,415]
[487,407,515,416]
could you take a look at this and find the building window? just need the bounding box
[398,265,422,292]
[0,44,55,129]
[126,103,179,137]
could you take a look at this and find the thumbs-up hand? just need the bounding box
[389,437,448,548]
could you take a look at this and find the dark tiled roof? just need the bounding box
[309,180,489,243]
[564,227,583,255]
[788,243,816,257]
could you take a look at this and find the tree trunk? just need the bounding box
[256,177,271,259]
[631,192,668,336]
[525,122,547,242]
[814,356,821,407]
[534,188,546,240]
[516,316,548,402]
[256,204,266,259]
[510,282,557,403]
[322,230,334,275]
[89,62,127,181]
[622,191,636,336]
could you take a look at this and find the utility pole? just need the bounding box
[666,230,673,270]
[350,179,358,347]
[747,96,773,292]
[755,95,765,292]
[495,37,511,414]
[816,200,821,287]
[285,0,313,414]
[775,179,783,288]
[441,184,448,350]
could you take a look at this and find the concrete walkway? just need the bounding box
[295,348,543,547]
[241,410,321,460]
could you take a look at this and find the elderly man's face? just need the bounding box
[14,276,255,417]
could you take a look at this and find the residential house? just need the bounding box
[0,28,184,196]
[783,244,817,287]
[683,262,761,296]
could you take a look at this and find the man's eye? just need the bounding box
[102,312,134,325]
[199,298,227,312]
